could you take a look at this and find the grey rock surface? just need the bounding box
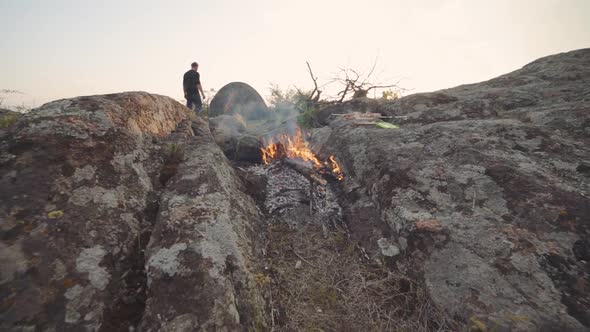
[0,92,187,331]
[312,48,590,330]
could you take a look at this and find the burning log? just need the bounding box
[284,159,327,186]
[261,127,344,181]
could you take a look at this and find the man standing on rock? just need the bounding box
[183,62,206,113]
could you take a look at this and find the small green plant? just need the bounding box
[183,106,199,122]
[253,273,271,286]
[268,84,311,109]
[268,84,319,129]
[0,114,18,128]
[296,105,316,129]
[382,89,401,100]
[166,143,185,163]
[47,210,64,219]
[200,100,210,117]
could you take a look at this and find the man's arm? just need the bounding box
[195,72,205,99]
[182,75,188,98]
[182,73,188,98]
[197,83,205,99]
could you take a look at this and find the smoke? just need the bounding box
[210,101,302,138]
[207,83,318,164]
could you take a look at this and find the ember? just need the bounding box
[261,128,344,181]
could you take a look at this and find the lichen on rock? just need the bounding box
[76,245,110,291]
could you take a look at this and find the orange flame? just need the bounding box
[261,128,344,181]
[328,155,344,181]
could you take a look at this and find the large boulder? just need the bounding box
[209,114,262,162]
[313,48,590,330]
[0,92,187,331]
[0,92,266,331]
[209,82,269,120]
[139,116,267,331]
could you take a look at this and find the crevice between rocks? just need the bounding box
[103,134,188,330]
[99,124,183,331]
[102,121,194,330]
[99,198,159,332]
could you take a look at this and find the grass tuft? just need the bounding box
[0,114,18,128]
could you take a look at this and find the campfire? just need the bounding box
[261,128,344,181]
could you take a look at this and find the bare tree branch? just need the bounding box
[332,60,404,102]
[360,56,378,86]
[365,79,405,92]
[338,85,350,102]
[306,61,319,100]
[0,89,24,94]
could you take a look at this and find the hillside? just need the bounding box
[1,49,589,331]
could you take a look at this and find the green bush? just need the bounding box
[268,84,318,129]
[0,114,18,128]
[296,105,315,129]
[381,89,401,100]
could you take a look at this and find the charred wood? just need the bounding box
[283,159,328,186]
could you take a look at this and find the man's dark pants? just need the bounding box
[186,94,202,113]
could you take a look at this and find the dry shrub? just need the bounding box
[264,223,451,331]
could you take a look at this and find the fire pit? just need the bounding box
[235,127,345,229]
[260,128,344,182]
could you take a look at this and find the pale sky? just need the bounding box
[1,0,589,108]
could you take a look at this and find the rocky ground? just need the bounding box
[310,48,590,331]
[1,49,589,331]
